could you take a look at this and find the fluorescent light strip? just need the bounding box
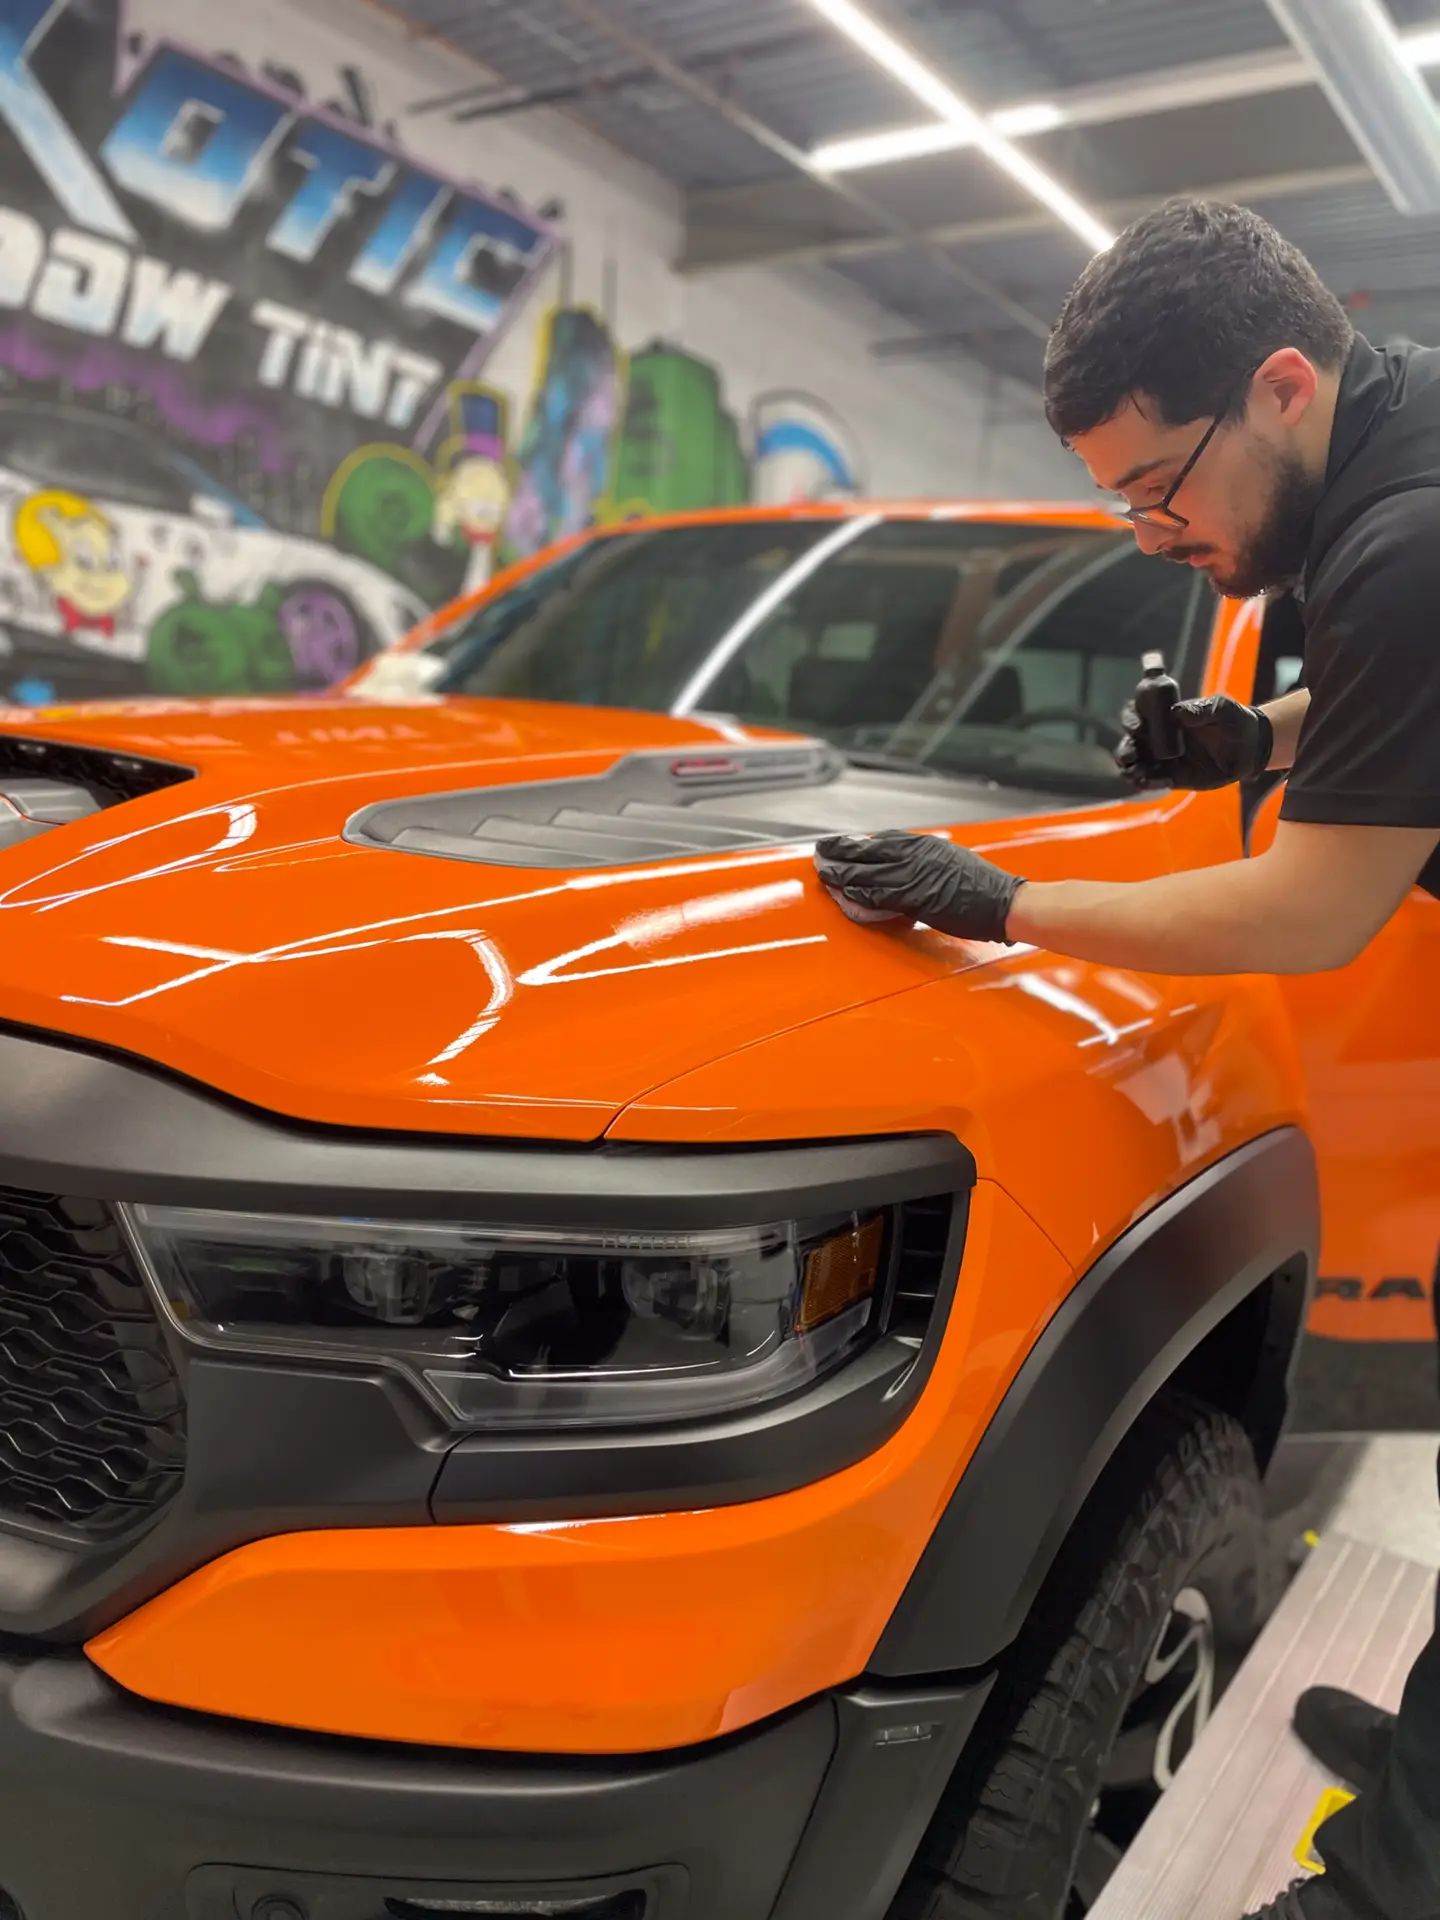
[814,100,1062,172]
[812,16,1440,180]
[804,0,1113,251]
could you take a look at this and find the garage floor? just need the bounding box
[1270,1436,1440,1569]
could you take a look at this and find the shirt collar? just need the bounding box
[1324,333,1392,488]
[1296,334,1392,603]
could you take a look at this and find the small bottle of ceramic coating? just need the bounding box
[1133,650,1183,762]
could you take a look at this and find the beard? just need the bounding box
[1166,447,1321,598]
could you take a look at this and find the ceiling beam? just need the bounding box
[549,0,1053,342]
[683,161,1376,276]
[405,27,824,120]
[1265,0,1440,215]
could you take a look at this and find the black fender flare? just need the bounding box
[869,1126,1319,1677]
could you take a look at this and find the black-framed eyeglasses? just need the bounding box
[1120,373,1254,534]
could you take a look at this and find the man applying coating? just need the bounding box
[816,201,1440,1920]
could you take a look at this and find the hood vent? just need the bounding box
[345,742,842,871]
[0,736,196,851]
[0,737,195,811]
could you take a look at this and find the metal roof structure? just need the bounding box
[386,0,1440,388]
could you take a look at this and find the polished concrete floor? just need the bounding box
[1329,1436,1440,1567]
[1273,1435,1440,1569]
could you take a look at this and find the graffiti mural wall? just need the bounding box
[0,0,871,704]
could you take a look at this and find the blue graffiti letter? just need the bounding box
[101,47,290,233]
[0,0,134,239]
[31,227,129,335]
[267,121,393,262]
[403,197,545,335]
[349,172,448,297]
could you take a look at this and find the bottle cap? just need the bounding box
[1141,650,1166,674]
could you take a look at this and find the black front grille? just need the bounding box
[0,1188,186,1538]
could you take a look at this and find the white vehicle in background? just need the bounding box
[0,401,426,701]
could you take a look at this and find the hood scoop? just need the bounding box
[345,742,841,870]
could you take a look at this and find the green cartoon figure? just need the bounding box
[321,447,467,607]
[146,572,296,697]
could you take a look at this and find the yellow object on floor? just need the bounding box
[1295,1788,1357,1873]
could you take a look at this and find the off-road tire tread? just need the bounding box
[887,1391,1262,1920]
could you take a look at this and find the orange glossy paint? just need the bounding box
[1247,778,1440,1342]
[0,699,986,1139]
[613,949,1306,1277]
[87,1182,1072,1754]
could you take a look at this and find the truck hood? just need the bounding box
[0,694,1040,1141]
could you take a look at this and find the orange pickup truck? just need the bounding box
[0,500,1430,1920]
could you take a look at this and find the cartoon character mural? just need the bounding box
[503,309,625,562]
[431,388,512,598]
[146,570,295,696]
[320,385,512,607]
[320,444,466,610]
[13,490,140,643]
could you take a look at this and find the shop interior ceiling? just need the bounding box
[387,0,1440,388]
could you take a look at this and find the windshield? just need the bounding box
[433,516,1213,795]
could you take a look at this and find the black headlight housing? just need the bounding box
[123,1199,933,1431]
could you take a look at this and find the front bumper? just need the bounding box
[0,1652,991,1920]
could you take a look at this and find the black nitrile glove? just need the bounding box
[1115,692,1273,791]
[814,831,1024,943]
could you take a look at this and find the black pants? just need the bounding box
[1314,1288,1440,1920]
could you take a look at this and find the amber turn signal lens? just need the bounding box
[799,1214,884,1332]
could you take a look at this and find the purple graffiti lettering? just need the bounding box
[0,326,291,470]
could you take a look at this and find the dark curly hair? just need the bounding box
[1043,199,1354,440]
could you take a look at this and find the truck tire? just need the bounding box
[888,1392,1266,1920]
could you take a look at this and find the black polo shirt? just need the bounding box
[1282,335,1440,896]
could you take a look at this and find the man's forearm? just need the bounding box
[1260,687,1310,769]
[1006,840,1385,976]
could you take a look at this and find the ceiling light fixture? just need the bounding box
[812,99,1062,172]
[803,0,1113,250]
[811,16,1440,179]
[994,102,1067,137]
[815,122,984,170]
